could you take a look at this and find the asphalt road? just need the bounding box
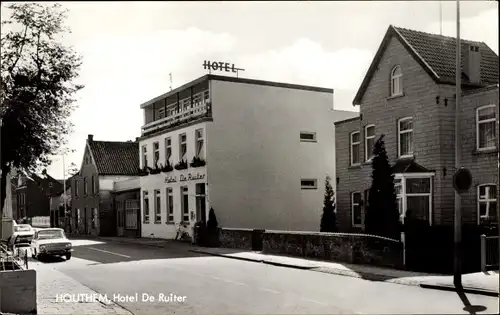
[29,238,499,315]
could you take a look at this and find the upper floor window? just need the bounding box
[179,133,187,160]
[75,180,79,197]
[398,117,413,158]
[364,125,375,162]
[300,132,317,142]
[157,108,165,119]
[91,176,96,194]
[300,179,318,190]
[153,142,160,166]
[477,184,497,225]
[143,191,150,224]
[476,105,497,151]
[390,65,403,96]
[142,145,148,168]
[165,137,172,163]
[195,129,204,159]
[350,131,361,166]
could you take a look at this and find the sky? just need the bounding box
[1,1,498,179]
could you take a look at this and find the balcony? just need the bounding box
[141,98,212,137]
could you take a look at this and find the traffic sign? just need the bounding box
[452,167,472,193]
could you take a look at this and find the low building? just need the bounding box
[138,74,357,239]
[335,25,498,232]
[70,135,140,236]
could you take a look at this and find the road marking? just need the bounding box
[221,279,247,286]
[301,298,328,306]
[259,287,280,294]
[88,247,132,258]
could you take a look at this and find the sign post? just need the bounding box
[203,60,245,77]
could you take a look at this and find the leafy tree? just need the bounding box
[0,3,83,237]
[320,175,337,232]
[207,207,218,230]
[365,135,400,239]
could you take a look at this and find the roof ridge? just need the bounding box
[393,25,485,45]
[91,140,137,144]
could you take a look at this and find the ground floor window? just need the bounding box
[394,174,433,225]
[478,184,497,225]
[196,183,206,223]
[351,191,362,227]
[154,190,161,223]
[92,208,98,228]
[143,191,149,224]
[166,188,174,223]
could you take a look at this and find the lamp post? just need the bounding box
[453,0,462,288]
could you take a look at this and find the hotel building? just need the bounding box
[139,74,357,239]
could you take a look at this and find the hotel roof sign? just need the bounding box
[203,60,245,77]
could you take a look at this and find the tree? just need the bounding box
[207,207,218,230]
[320,175,337,232]
[365,135,400,239]
[0,3,83,236]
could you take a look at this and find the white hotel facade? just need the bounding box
[138,74,357,239]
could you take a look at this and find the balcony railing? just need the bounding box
[142,100,211,136]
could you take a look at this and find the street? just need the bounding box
[29,238,499,315]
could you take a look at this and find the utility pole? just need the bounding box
[439,1,443,35]
[453,0,462,288]
[62,154,67,230]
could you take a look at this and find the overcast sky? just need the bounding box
[1,1,498,179]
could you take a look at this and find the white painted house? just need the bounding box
[138,74,357,239]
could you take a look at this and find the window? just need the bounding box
[166,188,174,223]
[154,190,161,223]
[365,125,375,161]
[476,105,497,150]
[75,180,79,197]
[76,209,80,225]
[477,184,497,225]
[91,176,96,194]
[153,142,160,165]
[83,177,88,195]
[165,137,172,163]
[181,186,189,222]
[92,208,97,228]
[143,191,149,224]
[142,145,148,168]
[350,131,361,165]
[301,179,317,190]
[195,129,204,159]
[300,132,317,142]
[179,133,187,161]
[390,65,403,96]
[351,192,362,227]
[158,108,165,119]
[398,117,413,158]
[395,175,433,224]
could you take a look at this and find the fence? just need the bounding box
[481,235,499,272]
[0,242,28,271]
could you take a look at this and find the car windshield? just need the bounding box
[14,225,31,232]
[37,230,64,240]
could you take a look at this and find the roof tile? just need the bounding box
[88,141,139,176]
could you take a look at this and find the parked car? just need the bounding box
[13,224,34,234]
[7,232,33,257]
[30,228,73,261]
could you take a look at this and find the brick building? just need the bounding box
[71,135,140,236]
[335,25,499,232]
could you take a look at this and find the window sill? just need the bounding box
[300,139,317,143]
[387,93,405,100]
[154,221,162,224]
[143,221,150,225]
[166,222,175,225]
[348,164,362,170]
[180,221,190,225]
[473,148,498,156]
[397,155,414,161]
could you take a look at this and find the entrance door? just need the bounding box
[116,201,124,237]
[195,183,207,223]
[125,200,140,237]
[84,208,88,234]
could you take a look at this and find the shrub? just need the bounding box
[320,175,337,232]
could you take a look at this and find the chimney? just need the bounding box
[464,44,481,84]
[88,134,94,142]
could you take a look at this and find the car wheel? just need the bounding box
[65,253,71,260]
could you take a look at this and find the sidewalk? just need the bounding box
[190,247,500,297]
[34,261,132,315]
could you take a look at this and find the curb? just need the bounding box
[81,236,190,249]
[419,283,499,298]
[192,249,500,297]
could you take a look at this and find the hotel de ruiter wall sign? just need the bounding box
[203,60,245,74]
[165,172,205,184]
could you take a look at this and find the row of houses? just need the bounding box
[8,25,499,240]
